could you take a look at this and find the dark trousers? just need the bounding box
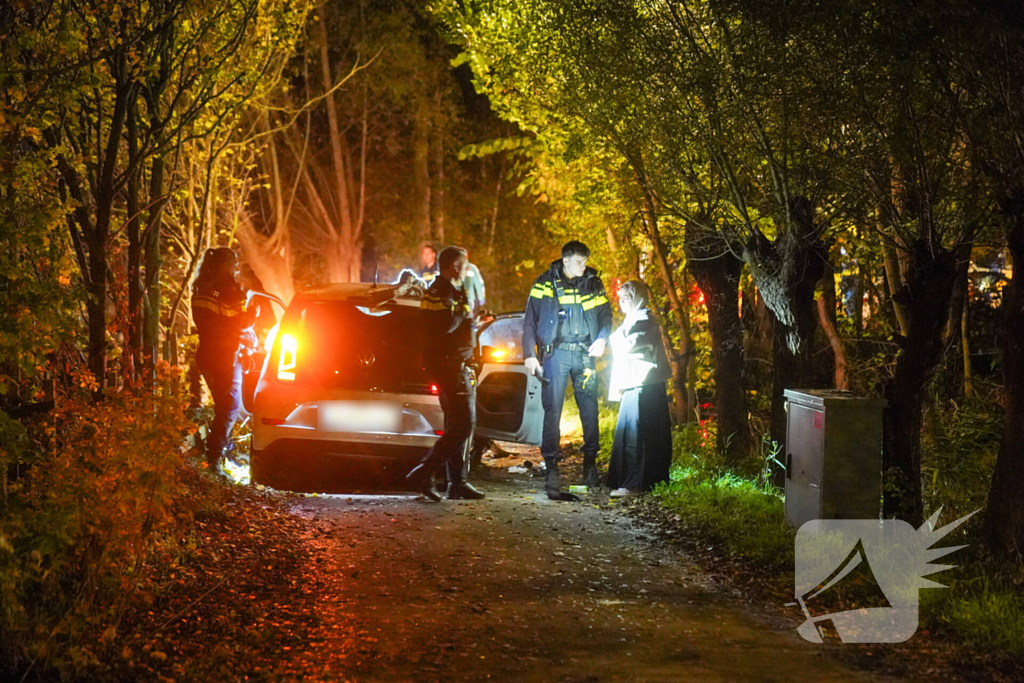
[198,353,243,462]
[541,347,599,460]
[607,382,672,491]
[420,365,476,479]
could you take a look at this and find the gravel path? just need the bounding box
[266,469,913,682]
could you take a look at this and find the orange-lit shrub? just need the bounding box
[0,375,196,679]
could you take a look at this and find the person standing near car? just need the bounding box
[191,247,256,473]
[606,280,673,497]
[463,256,486,316]
[417,242,440,284]
[406,246,486,502]
[523,240,612,500]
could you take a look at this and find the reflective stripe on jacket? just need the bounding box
[421,275,474,365]
[522,259,612,360]
[193,278,254,361]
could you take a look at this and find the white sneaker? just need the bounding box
[610,487,632,498]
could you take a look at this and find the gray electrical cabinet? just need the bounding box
[783,389,887,528]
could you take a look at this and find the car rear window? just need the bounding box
[274,299,432,393]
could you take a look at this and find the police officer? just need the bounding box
[523,240,612,500]
[406,246,486,502]
[191,247,256,473]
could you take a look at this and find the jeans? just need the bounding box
[541,347,599,460]
[198,353,243,462]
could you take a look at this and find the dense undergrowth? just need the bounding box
[0,379,212,680]
[640,397,1024,659]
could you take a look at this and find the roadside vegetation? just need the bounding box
[640,408,1024,659]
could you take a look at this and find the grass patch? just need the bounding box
[607,411,1024,660]
[653,465,793,572]
[933,582,1024,655]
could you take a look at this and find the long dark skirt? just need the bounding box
[606,381,672,492]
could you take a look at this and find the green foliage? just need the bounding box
[651,423,793,571]
[922,396,1003,521]
[633,404,1024,658]
[931,580,1024,656]
[0,384,196,679]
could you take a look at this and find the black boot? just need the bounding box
[544,457,580,502]
[406,461,442,502]
[446,461,486,500]
[583,453,599,491]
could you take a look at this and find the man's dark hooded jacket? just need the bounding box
[523,259,612,360]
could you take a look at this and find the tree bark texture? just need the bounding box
[640,208,692,425]
[126,97,143,385]
[985,201,1024,558]
[687,227,750,463]
[742,204,828,455]
[87,53,132,391]
[881,242,961,526]
[816,294,848,390]
[143,155,165,374]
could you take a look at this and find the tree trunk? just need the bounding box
[882,241,960,526]
[817,294,848,390]
[883,242,911,337]
[88,60,132,391]
[430,88,445,244]
[412,98,432,242]
[126,97,143,386]
[743,203,828,456]
[985,198,1024,558]
[143,155,165,374]
[641,208,690,426]
[688,227,749,463]
[487,153,505,255]
[938,253,971,400]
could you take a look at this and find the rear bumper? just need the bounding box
[251,438,430,493]
[252,387,443,451]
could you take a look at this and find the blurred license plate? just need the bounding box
[319,402,401,433]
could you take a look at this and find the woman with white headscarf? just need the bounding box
[606,280,673,497]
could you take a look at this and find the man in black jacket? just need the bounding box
[406,246,486,502]
[523,240,612,500]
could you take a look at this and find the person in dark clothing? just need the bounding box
[417,242,440,284]
[406,246,486,502]
[522,240,612,500]
[191,247,256,472]
[606,280,673,496]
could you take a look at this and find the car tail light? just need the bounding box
[278,333,298,381]
[261,418,286,426]
[434,430,444,436]
[430,383,439,395]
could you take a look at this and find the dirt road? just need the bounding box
[259,469,909,683]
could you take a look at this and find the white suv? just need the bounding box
[250,285,543,493]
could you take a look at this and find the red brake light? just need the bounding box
[430,383,439,395]
[278,333,298,381]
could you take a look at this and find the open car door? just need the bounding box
[474,313,543,445]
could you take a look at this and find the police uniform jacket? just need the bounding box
[421,275,474,372]
[192,276,255,364]
[523,259,612,360]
